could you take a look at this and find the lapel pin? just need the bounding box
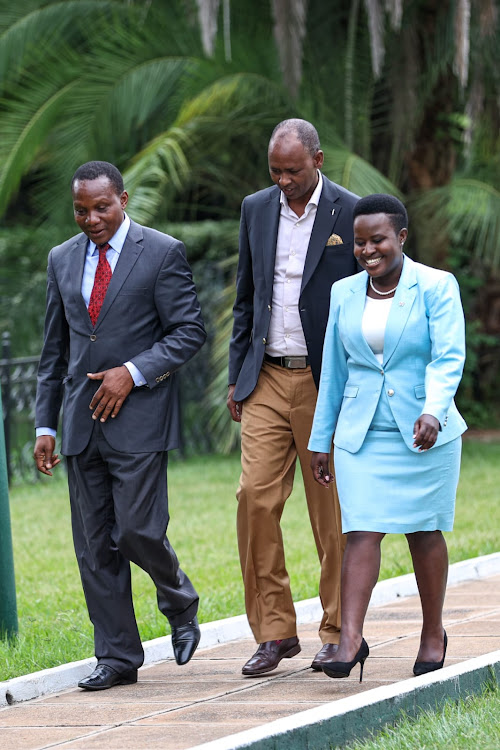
[331,208,335,216]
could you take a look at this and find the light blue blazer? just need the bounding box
[308,255,467,454]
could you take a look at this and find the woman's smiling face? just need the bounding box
[353,212,407,288]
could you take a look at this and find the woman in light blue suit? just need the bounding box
[309,194,467,682]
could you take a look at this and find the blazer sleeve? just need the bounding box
[35,250,70,430]
[228,198,254,385]
[308,287,349,452]
[422,273,466,425]
[131,239,206,386]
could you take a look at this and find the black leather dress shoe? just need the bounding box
[78,664,137,691]
[171,616,201,665]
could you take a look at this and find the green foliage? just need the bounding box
[343,682,500,750]
[1,0,500,430]
[1,441,498,680]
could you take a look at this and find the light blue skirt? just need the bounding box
[334,431,462,534]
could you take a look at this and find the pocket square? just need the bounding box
[326,233,343,246]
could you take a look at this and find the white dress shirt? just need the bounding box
[361,296,394,364]
[266,172,323,357]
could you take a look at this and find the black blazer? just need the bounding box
[36,220,206,456]
[229,176,359,402]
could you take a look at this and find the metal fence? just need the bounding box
[0,332,40,484]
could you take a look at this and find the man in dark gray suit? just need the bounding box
[34,161,205,690]
[228,120,359,676]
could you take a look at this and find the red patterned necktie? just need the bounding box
[88,243,112,326]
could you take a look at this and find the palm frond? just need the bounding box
[0,69,79,217]
[322,146,400,197]
[0,1,122,91]
[124,128,192,224]
[411,178,500,269]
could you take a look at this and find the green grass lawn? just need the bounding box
[343,683,500,750]
[1,439,499,681]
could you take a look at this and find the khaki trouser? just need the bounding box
[237,361,345,644]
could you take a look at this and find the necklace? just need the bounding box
[369,277,398,296]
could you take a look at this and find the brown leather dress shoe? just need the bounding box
[242,637,301,676]
[311,643,339,671]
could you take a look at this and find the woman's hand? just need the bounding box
[413,414,440,451]
[310,452,333,487]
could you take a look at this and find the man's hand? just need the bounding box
[310,452,332,487]
[413,413,440,451]
[87,365,134,422]
[33,435,60,476]
[227,384,242,422]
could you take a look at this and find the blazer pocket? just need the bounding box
[343,385,359,398]
[414,384,426,399]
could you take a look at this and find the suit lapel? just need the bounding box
[262,188,281,301]
[70,235,92,326]
[301,177,343,293]
[94,221,144,329]
[383,256,417,365]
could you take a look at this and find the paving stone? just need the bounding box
[59,723,257,749]
[446,618,500,636]
[0,703,179,728]
[0,727,109,750]
[1,573,499,750]
[136,700,325,725]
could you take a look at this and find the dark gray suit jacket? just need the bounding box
[229,176,359,401]
[36,219,206,456]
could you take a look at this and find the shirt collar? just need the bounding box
[280,170,323,213]
[88,213,131,255]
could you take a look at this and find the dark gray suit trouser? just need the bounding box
[66,422,198,672]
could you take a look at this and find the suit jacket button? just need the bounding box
[90,334,97,342]
[268,305,271,311]
[387,388,395,396]
[262,337,267,344]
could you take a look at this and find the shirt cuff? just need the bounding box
[36,428,57,438]
[124,361,147,387]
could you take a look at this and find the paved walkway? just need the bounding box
[1,574,499,750]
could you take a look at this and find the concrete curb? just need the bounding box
[190,650,500,750]
[1,551,499,707]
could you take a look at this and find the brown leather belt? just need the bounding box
[264,353,310,369]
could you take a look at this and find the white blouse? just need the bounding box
[361,296,394,364]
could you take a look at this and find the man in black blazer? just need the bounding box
[227,120,359,675]
[34,161,206,690]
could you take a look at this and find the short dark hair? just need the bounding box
[269,118,321,157]
[353,193,408,234]
[71,161,124,195]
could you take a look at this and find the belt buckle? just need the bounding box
[285,356,307,369]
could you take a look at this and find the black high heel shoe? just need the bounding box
[322,638,369,683]
[413,630,447,676]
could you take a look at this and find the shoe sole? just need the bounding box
[242,644,301,676]
[322,668,348,679]
[310,661,324,672]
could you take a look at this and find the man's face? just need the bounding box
[72,176,128,245]
[268,134,323,205]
